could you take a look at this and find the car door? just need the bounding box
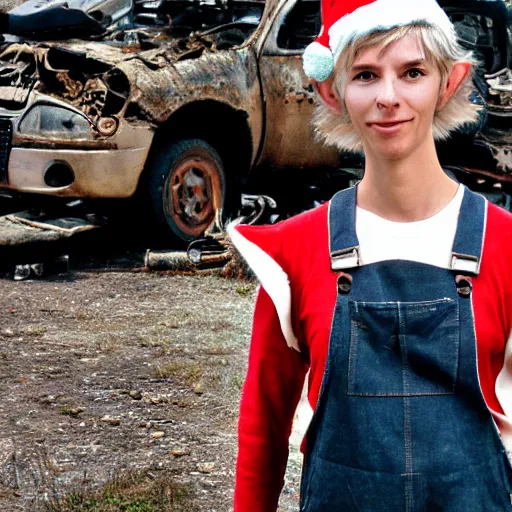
[255,0,339,169]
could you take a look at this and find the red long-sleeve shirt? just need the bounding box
[232,200,512,512]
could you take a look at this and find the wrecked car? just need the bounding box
[0,0,509,243]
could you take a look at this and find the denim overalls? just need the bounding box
[300,186,512,511]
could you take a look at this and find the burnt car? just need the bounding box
[0,0,509,242]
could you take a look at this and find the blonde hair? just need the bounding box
[313,24,480,152]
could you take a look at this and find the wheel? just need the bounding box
[145,138,226,243]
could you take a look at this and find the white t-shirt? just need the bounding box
[356,185,464,268]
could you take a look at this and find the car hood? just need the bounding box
[0,22,252,127]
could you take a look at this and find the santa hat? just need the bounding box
[303,0,457,82]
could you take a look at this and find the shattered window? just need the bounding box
[276,0,320,50]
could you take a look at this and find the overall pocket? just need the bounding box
[347,298,459,397]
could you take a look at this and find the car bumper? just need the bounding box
[2,146,151,198]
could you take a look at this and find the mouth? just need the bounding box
[367,119,413,135]
[369,120,412,127]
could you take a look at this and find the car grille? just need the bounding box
[0,118,12,184]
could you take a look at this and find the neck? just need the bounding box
[357,138,458,222]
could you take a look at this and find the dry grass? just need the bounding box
[153,361,203,386]
[44,469,198,512]
[229,374,244,392]
[0,272,257,510]
[58,404,83,417]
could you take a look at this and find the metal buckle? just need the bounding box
[337,272,353,294]
[451,252,479,274]
[331,246,360,271]
[455,275,473,298]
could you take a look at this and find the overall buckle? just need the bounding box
[331,246,360,271]
[451,252,479,275]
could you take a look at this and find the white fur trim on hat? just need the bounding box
[329,0,456,61]
[303,41,335,82]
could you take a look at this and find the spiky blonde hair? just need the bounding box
[313,24,480,152]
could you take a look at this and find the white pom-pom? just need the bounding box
[302,42,334,82]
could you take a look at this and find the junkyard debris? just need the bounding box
[144,249,194,271]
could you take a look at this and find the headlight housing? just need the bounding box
[19,103,94,139]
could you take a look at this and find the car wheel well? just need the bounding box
[149,101,253,187]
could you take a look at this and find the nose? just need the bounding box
[376,78,399,110]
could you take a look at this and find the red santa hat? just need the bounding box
[303,0,457,82]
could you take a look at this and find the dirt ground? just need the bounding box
[0,265,303,511]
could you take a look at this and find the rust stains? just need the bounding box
[0,21,257,128]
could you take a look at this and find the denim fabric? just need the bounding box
[347,298,459,397]
[300,187,512,512]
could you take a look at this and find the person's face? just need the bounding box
[343,34,442,160]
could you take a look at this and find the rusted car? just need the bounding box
[0,0,510,242]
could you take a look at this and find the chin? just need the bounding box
[368,138,414,161]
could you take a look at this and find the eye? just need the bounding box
[353,71,376,82]
[405,68,425,79]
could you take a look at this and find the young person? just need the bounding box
[229,0,512,510]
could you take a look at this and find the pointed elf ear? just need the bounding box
[437,62,471,111]
[316,78,342,112]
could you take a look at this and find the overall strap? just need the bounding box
[329,186,360,271]
[451,188,487,276]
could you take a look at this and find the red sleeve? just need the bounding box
[234,287,309,512]
[474,203,512,417]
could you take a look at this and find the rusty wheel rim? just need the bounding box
[165,155,223,238]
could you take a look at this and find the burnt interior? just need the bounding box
[103,0,265,51]
[102,68,130,117]
[0,44,127,123]
[0,46,37,110]
[133,0,263,40]
[38,47,112,103]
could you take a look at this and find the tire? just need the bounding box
[145,138,226,243]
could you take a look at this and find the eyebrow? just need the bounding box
[351,59,427,73]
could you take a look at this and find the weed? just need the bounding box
[204,344,233,356]
[96,336,121,354]
[235,285,252,296]
[153,361,203,386]
[230,374,244,392]
[23,325,47,336]
[59,405,83,417]
[75,312,93,321]
[137,333,173,352]
[44,468,198,511]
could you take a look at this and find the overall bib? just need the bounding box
[300,187,512,512]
